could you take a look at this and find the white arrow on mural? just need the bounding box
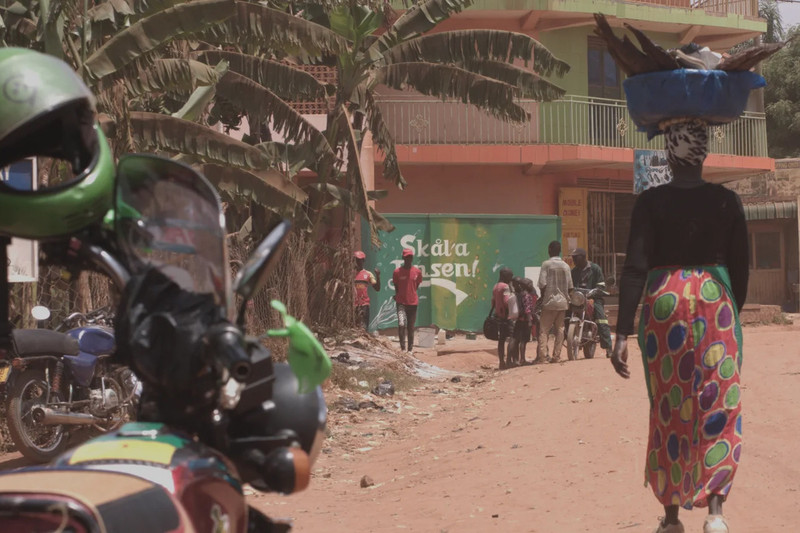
[420,279,469,305]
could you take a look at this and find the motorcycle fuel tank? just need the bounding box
[53,422,248,533]
[67,326,115,355]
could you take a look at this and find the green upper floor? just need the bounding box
[393,0,766,49]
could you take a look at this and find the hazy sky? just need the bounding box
[779,2,800,31]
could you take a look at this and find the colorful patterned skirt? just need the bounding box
[638,266,743,509]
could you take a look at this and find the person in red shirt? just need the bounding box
[393,248,423,352]
[354,250,380,331]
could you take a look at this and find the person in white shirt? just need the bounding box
[536,240,573,363]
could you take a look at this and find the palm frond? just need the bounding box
[122,58,222,96]
[377,0,474,49]
[375,62,528,122]
[200,163,309,223]
[84,0,234,83]
[193,50,328,101]
[382,30,570,78]
[129,111,275,169]
[459,60,566,101]
[215,71,339,170]
[199,1,348,60]
[171,60,229,121]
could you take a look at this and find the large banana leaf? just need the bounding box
[122,58,222,96]
[129,111,275,170]
[172,60,229,121]
[375,62,528,122]
[201,163,307,204]
[200,163,309,222]
[459,60,566,101]
[214,71,338,171]
[376,0,473,49]
[37,0,65,59]
[83,0,234,82]
[200,2,348,60]
[87,0,181,39]
[382,30,570,78]
[193,51,327,101]
[256,141,321,176]
[364,90,406,189]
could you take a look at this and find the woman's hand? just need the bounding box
[610,335,630,379]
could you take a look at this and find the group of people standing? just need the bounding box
[490,240,614,369]
[490,269,537,369]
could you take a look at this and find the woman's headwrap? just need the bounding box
[662,118,709,167]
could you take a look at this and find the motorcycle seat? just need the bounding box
[11,329,80,356]
[0,469,195,533]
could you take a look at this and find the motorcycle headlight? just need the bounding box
[571,291,586,307]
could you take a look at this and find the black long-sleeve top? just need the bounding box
[616,183,749,336]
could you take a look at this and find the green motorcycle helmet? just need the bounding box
[0,47,114,239]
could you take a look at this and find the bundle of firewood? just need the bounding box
[593,13,788,77]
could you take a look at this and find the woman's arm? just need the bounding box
[726,192,749,311]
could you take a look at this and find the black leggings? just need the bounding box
[397,303,418,351]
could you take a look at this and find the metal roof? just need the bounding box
[744,201,797,221]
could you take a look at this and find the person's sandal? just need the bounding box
[703,515,729,533]
[652,518,685,533]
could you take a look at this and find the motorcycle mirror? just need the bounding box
[233,219,291,305]
[31,306,51,321]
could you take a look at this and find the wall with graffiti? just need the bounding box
[361,214,561,332]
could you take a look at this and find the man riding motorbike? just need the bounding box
[569,248,613,358]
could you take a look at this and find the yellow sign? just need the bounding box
[69,439,177,466]
[559,188,588,266]
[0,366,10,384]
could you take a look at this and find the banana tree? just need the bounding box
[298,0,568,244]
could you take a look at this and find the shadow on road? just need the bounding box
[0,453,32,471]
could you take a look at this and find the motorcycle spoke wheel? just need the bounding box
[7,370,68,462]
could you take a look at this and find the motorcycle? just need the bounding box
[564,286,610,361]
[0,302,139,463]
[0,154,332,532]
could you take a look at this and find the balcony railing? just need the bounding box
[375,95,768,158]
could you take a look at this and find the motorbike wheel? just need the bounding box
[583,343,597,359]
[6,369,69,463]
[565,323,580,361]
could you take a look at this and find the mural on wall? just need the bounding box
[633,149,671,194]
[362,215,561,332]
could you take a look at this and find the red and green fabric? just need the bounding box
[638,266,743,510]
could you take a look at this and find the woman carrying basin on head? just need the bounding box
[591,13,787,532]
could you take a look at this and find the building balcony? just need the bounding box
[375,95,772,181]
[389,0,764,49]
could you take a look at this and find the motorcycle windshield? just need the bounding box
[114,155,231,315]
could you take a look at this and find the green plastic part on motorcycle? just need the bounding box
[0,126,114,239]
[268,300,332,394]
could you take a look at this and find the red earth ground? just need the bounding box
[1,322,798,532]
[251,322,800,533]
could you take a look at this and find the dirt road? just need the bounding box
[252,323,800,532]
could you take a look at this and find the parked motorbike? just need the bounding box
[0,155,332,532]
[1,304,139,463]
[564,286,610,361]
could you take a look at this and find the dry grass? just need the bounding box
[327,362,421,394]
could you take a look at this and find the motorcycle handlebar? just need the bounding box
[210,326,252,382]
